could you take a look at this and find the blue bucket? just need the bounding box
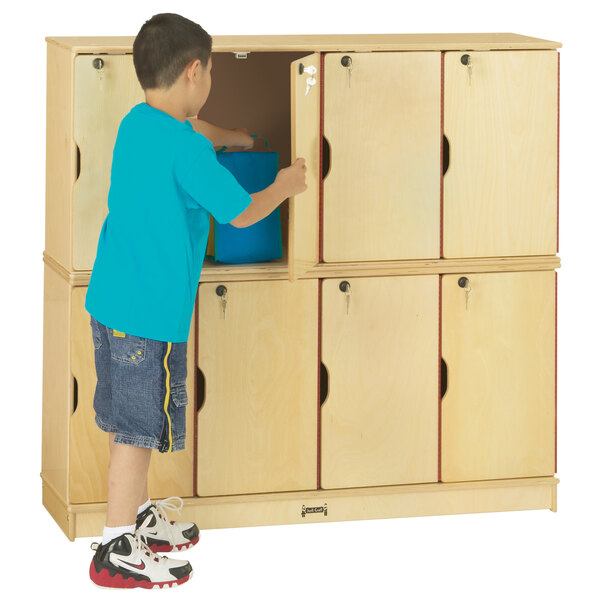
[208,135,282,264]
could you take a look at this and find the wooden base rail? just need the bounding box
[42,474,558,541]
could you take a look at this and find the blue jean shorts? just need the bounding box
[89,315,188,453]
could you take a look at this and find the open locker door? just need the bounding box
[289,53,320,281]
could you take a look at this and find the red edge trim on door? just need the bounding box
[440,52,445,258]
[438,275,442,482]
[555,50,559,473]
[317,280,322,488]
[193,295,198,496]
[319,53,324,264]
[557,52,560,254]
[317,53,324,488]
[438,52,445,482]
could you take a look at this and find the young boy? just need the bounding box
[85,13,307,589]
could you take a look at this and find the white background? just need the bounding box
[0,1,596,597]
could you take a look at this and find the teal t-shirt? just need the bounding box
[85,102,252,342]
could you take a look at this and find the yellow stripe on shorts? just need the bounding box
[163,342,173,452]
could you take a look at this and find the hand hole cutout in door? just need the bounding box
[440,357,447,400]
[322,136,331,180]
[75,144,81,183]
[442,135,450,176]
[72,376,79,415]
[196,366,206,413]
[320,361,330,406]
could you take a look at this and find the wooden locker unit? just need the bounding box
[43,33,561,540]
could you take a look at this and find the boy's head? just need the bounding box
[133,13,212,89]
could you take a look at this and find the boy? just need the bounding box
[85,13,307,589]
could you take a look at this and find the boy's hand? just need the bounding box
[192,118,255,150]
[230,127,254,150]
[275,158,307,197]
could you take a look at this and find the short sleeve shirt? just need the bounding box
[85,102,252,342]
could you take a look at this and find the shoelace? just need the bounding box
[134,532,167,563]
[89,500,186,551]
[154,496,184,525]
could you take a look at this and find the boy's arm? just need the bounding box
[230,158,307,228]
[190,118,254,150]
[230,179,288,228]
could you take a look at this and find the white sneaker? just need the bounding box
[136,496,200,553]
[89,530,193,589]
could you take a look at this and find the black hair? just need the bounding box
[133,13,212,90]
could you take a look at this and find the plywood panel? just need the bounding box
[321,275,439,488]
[441,271,555,481]
[322,52,441,262]
[46,34,562,54]
[444,50,558,258]
[289,53,320,279]
[197,279,318,496]
[41,264,71,504]
[70,287,195,503]
[45,43,75,271]
[73,54,144,270]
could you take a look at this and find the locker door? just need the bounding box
[73,54,144,271]
[196,279,318,496]
[322,52,441,262]
[69,286,195,503]
[441,271,556,481]
[289,53,320,280]
[320,275,439,488]
[443,50,558,258]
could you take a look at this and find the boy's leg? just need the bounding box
[91,434,193,589]
[106,433,152,527]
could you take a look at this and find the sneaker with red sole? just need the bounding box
[89,531,193,589]
[135,496,200,553]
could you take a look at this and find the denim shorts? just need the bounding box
[89,315,188,453]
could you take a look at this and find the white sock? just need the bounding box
[137,498,151,515]
[102,524,135,546]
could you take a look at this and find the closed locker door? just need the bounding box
[441,271,556,481]
[322,52,441,263]
[321,275,439,488]
[196,279,318,496]
[443,50,558,258]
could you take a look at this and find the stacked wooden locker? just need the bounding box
[43,33,560,540]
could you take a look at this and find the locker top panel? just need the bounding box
[45,33,561,54]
